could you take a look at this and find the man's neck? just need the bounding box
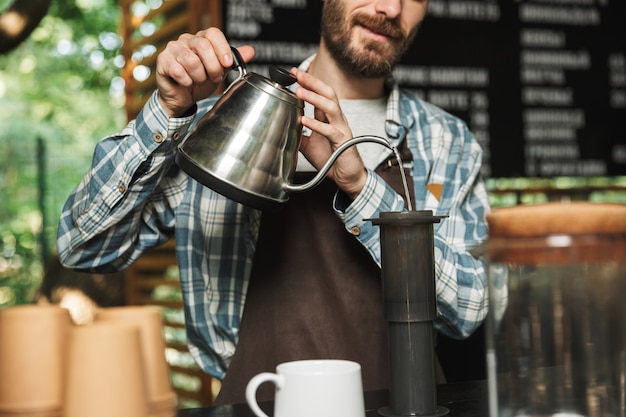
[307,44,386,100]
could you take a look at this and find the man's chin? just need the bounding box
[362,46,398,67]
[347,56,394,78]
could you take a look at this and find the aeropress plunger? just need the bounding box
[368,211,449,417]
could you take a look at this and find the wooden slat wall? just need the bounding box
[119,0,221,120]
[119,0,224,407]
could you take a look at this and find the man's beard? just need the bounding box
[320,0,419,78]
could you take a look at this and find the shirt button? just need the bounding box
[172,132,181,141]
[154,133,164,143]
[118,184,126,193]
[350,226,361,236]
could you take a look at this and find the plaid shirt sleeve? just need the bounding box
[335,95,490,340]
[56,91,195,272]
[56,91,256,379]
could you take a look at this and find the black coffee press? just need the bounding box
[369,211,449,417]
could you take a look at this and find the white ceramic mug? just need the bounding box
[246,359,366,417]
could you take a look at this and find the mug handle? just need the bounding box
[245,372,285,417]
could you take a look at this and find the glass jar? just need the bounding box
[484,202,626,417]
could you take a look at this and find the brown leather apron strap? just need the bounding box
[376,138,415,209]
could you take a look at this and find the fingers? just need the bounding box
[290,68,367,197]
[291,68,352,147]
[169,29,255,84]
[292,69,340,119]
[292,68,337,104]
[155,27,255,116]
[158,39,205,87]
[159,29,229,86]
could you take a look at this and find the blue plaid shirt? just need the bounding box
[57,57,491,380]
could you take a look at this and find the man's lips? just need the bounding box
[359,25,393,42]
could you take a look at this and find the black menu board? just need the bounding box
[224,0,626,178]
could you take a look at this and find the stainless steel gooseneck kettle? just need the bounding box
[176,47,394,211]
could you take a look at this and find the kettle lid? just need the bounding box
[243,69,303,108]
[230,46,303,108]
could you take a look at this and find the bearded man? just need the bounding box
[57,0,491,404]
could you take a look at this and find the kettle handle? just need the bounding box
[285,135,395,193]
[229,46,247,80]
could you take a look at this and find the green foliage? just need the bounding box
[0,0,13,13]
[0,0,125,307]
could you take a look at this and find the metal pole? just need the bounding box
[36,137,49,265]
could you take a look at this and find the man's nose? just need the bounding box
[373,0,402,18]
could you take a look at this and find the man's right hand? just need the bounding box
[155,27,255,118]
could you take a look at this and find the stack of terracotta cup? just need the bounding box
[0,304,177,417]
[94,306,178,417]
[0,305,71,417]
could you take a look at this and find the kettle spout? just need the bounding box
[285,135,396,193]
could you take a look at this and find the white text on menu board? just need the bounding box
[519,0,618,177]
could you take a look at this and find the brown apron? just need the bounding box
[213,141,443,405]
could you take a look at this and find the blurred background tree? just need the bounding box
[0,0,125,306]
